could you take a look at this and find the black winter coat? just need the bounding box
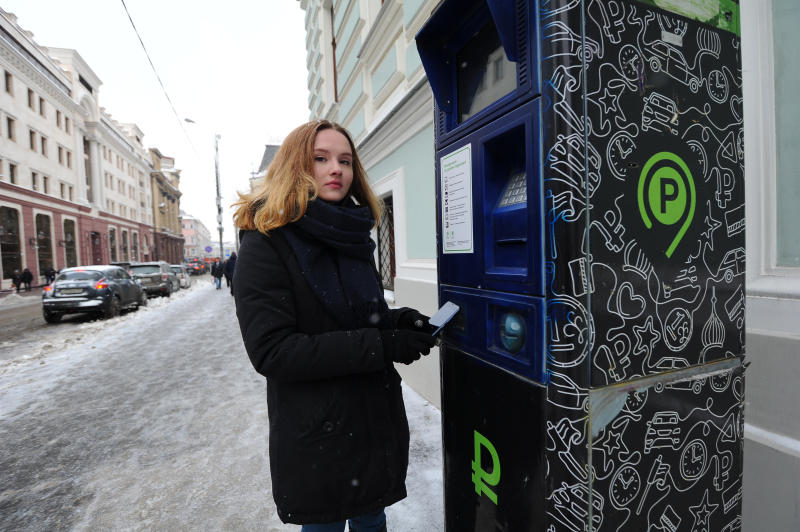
[233,229,410,525]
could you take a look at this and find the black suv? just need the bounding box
[42,265,147,323]
[129,261,179,297]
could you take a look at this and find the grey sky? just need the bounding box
[2,0,310,237]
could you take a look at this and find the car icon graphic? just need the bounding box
[642,92,679,135]
[646,41,701,92]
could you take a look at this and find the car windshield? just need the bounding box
[170,266,182,273]
[130,265,160,275]
[57,270,103,281]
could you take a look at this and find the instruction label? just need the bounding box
[441,144,474,254]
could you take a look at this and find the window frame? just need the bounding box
[742,0,800,332]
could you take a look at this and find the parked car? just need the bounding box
[41,265,147,323]
[170,264,192,289]
[129,261,179,297]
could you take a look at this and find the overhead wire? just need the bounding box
[118,0,200,159]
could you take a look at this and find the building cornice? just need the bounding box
[358,77,433,167]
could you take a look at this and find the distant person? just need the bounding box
[20,268,33,291]
[223,252,236,294]
[11,269,21,293]
[211,261,223,290]
[44,266,57,284]
[232,120,436,532]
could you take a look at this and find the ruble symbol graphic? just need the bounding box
[637,152,695,258]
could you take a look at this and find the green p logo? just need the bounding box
[637,152,696,258]
[471,430,500,505]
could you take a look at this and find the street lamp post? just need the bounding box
[185,118,224,262]
[214,134,223,262]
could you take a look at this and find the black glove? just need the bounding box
[395,308,436,334]
[381,329,437,365]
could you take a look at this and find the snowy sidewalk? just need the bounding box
[0,282,444,531]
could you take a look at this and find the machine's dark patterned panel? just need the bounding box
[541,0,745,388]
[541,1,745,530]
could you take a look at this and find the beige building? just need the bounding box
[149,148,183,264]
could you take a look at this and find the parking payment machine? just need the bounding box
[417,1,745,530]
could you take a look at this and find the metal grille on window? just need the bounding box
[377,196,396,291]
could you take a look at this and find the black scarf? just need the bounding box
[282,198,389,329]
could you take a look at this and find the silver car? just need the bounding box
[170,264,192,289]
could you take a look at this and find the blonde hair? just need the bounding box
[233,120,382,233]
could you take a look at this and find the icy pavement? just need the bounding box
[0,282,444,531]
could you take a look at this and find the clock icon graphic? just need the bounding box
[625,388,648,413]
[680,439,707,480]
[619,45,644,81]
[607,131,637,179]
[610,464,642,507]
[707,69,729,104]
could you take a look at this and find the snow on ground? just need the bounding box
[0,279,444,531]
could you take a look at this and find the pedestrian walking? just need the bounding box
[20,268,33,291]
[211,261,223,290]
[11,269,21,293]
[223,251,236,294]
[44,266,57,284]
[232,120,436,532]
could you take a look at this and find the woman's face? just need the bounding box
[312,128,354,203]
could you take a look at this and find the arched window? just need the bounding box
[35,213,53,275]
[63,219,77,268]
[0,207,22,280]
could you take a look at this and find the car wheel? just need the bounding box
[43,310,62,324]
[137,291,148,309]
[104,297,121,319]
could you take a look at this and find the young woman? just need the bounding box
[232,120,437,532]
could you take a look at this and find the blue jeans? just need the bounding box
[214,277,221,289]
[300,508,386,532]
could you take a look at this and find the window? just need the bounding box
[35,213,53,276]
[27,88,34,109]
[58,146,64,164]
[774,0,800,266]
[109,228,117,262]
[65,116,70,134]
[40,136,47,157]
[43,175,49,194]
[60,182,65,199]
[377,195,396,290]
[63,219,77,267]
[31,171,38,191]
[39,97,45,117]
[4,71,12,94]
[29,129,36,150]
[56,110,62,128]
[6,117,14,141]
[66,151,72,168]
[121,231,129,261]
[68,185,73,201]
[9,163,17,184]
[132,232,139,261]
[0,207,22,279]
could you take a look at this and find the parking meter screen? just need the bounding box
[456,21,516,123]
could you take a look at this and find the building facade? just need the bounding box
[0,8,160,289]
[149,148,183,264]
[181,211,212,259]
[300,1,800,529]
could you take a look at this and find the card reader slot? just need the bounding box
[496,238,528,245]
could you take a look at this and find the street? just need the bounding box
[0,281,444,531]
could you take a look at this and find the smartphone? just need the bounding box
[428,301,460,336]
